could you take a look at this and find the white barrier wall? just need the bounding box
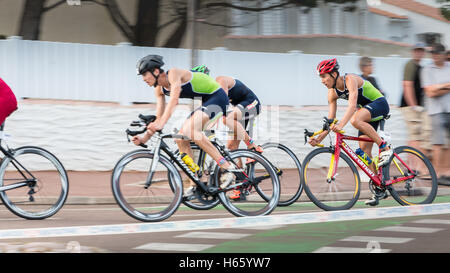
[4,101,407,171]
[0,37,417,106]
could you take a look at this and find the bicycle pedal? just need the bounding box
[365,198,379,207]
[183,195,197,201]
[229,195,246,202]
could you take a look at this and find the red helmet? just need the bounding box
[317,58,339,75]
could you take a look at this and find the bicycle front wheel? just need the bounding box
[214,150,280,217]
[111,149,183,222]
[0,146,69,220]
[302,147,361,211]
[260,142,302,206]
[385,146,438,205]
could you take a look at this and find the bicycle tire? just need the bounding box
[0,146,69,220]
[173,144,220,210]
[259,142,303,206]
[302,147,361,211]
[213,149,280,217]
[111,149,183,222]
[385,146,438,206]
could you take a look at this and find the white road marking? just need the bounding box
[134,242,213,252]
[341,236,414,244]
[175,231,250,240]
[0,203,448,240]
[411,219,450,225]
[374,226,443,233]
[238,225,286,230]
[313,246,391,253]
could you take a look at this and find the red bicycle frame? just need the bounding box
[330,132,416,187]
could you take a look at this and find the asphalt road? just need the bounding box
[1,198,450,254]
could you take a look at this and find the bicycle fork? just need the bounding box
[144,134,162,189]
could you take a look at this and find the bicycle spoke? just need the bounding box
[215,150,280,217]
[112,150,182,222]
[0,147,68,219]
[260,143,303,206]
[302,148,360,211]
[386,146,437,205]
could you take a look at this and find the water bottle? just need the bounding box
[355,148,373,166]
[180,153,200,173]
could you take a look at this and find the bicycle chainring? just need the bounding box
[368,180,386,197]
[194,186,218,205]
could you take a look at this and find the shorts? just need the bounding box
[358,97,390,136]
[430,113,450,146]
[400,106,432,150]
[190,88,229,120]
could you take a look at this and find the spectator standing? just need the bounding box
[421,43,450,185]
[399,43,432,171]
[359,56,385,96]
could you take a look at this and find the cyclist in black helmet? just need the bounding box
[133,55,241,197]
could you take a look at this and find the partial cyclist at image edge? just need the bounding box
[0,77,18,126]
[311,58,391,204]
[133,55,242,198]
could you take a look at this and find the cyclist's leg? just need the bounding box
[351,108,383,147]
[182,91,232,170]
[223,106,245,150]
[224,100,261,151]
[357,121,379,173]
[352,98,391,164]
[181,110,228,166]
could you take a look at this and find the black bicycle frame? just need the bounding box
[148,133,251,196]
[0,146,36,192]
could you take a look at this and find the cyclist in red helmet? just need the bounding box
[310,58,392,205]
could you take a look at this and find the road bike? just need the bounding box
[173,119,303,209]
[0,123,69,219]
[111,114,280,222]
[301,116,437,211]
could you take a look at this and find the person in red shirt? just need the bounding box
[0,78,18,126]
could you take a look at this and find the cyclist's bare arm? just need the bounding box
[424,82,450,98]
[157,68,183,127]
[131,86,166,145]
[215,76,234,95]
[338,75,359,128]
[309,90,337,146]
[155,86,166,119]
[402,81,419,106]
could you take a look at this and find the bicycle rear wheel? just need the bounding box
[0,146,69,220]
[259,142,302,206]
[111,149,183,222]
[302,147,361,211]
[385,146,438,205]
[213,150,280,217]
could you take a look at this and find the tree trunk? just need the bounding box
[134,0,160,46]
[18,0,46,40]
[163,13,187,48]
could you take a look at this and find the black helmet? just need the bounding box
[137,54,164,75]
